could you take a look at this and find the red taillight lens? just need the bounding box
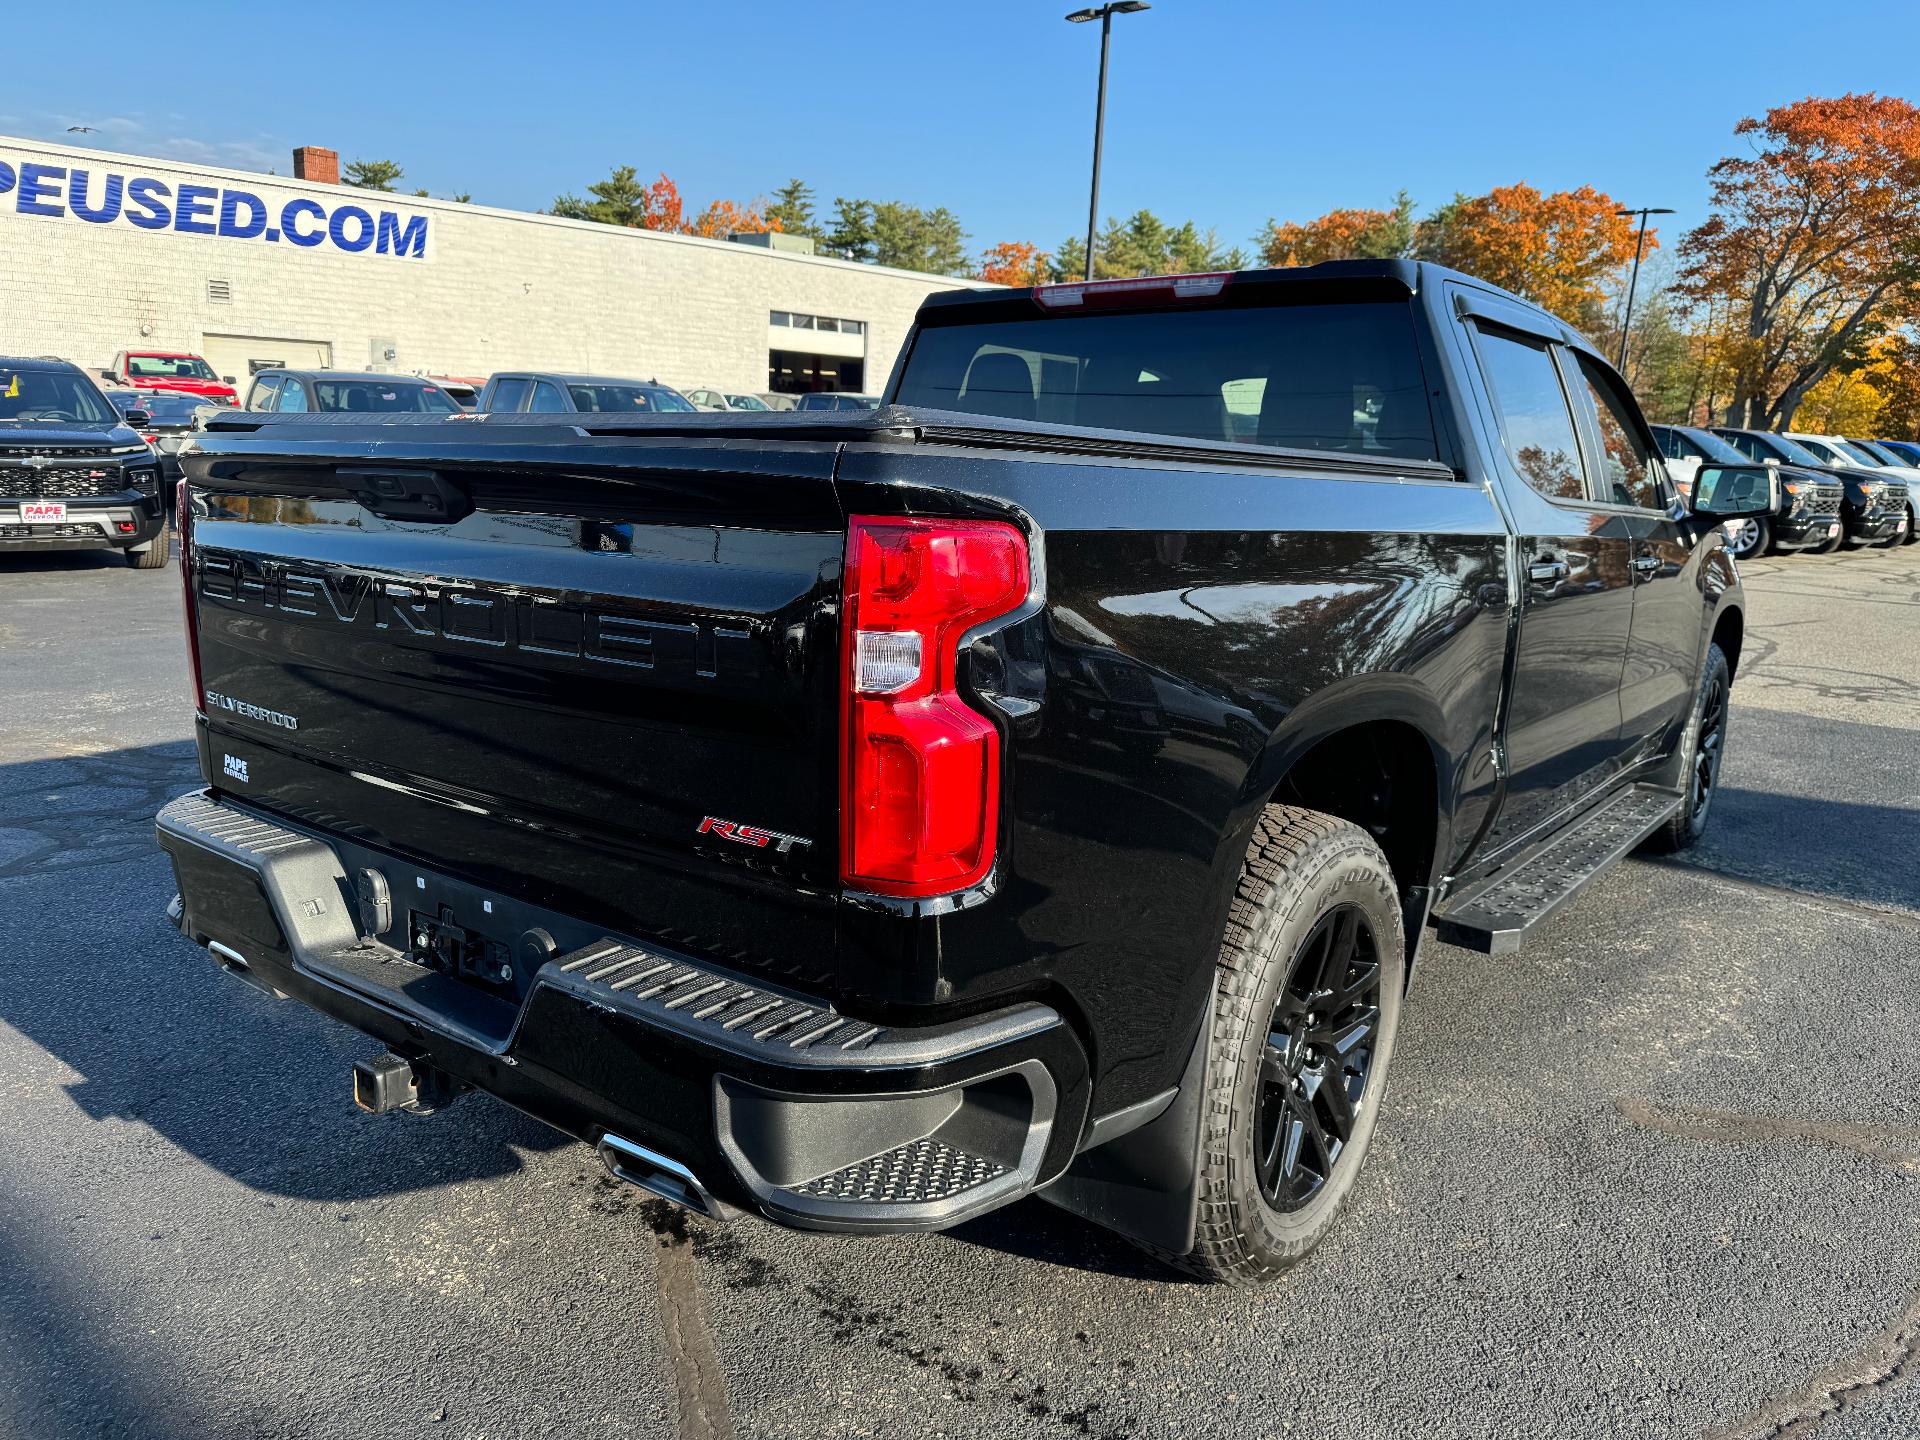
[841,516,1030,897]
[177,479,205,715]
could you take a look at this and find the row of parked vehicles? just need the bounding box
[1652,423,1915,557]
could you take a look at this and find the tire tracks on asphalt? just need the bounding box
[644,1202,739,1440]
[1700,1287,1920,1440]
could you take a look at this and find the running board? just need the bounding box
[1433,785,1682,955]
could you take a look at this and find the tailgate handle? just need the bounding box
[338,466,472,524]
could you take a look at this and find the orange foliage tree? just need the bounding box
[1418,184,1645,330]
[551,166,779,240]
[1260,194,1414,267]
[976,241,1051,286]
[1678,93,1920,428]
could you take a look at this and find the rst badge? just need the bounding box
[697,815,811,855]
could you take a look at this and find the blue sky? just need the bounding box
[9,0,1919,269]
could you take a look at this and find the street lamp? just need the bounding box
[1614,206,1674,371]
[1066,2,1150,282]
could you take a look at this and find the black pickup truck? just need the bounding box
[157,261,1772,1285]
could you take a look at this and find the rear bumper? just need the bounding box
[156,790,1089,1232]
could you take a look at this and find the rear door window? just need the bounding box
[894,298,1440,460]
[487,378,532,412]
[1472,329,1588,502]
[1572,356,1663,509]
[248,377,280,411]
[277,377,308,412]
[528,381,568,413]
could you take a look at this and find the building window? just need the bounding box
[770,311,791,327]
[770,309,865,334]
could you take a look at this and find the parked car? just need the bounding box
[1872,438,1920,467]
[1,355,169,568]
[243,370,464,414]
[1838,438,1920,545]
[1782,432,1912,548]
[683,387,732,411]
[101,350,239,408]
[756,392,799,411]
[161,260,1769,1285]
[792,391,880,412]
[1711,428,1904,552]
[1650,424,1841,557]
[479,372,696,414]
[426,377,485,410]
[127,392,215,507]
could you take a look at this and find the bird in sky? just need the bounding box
[67,125,97,134]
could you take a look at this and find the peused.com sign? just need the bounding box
[0,154,430,259]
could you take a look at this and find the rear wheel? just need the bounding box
[126,522,171,569]
[1725,516,1768,559]
[1902,504,1917,545]
[1160,806,1405,1286]
[1644,642,1730,854]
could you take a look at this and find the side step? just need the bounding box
[1433,784,1682,955]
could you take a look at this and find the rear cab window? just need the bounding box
[1470,328,1587,502]
[892,291,1442,462]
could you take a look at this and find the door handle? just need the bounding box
[1528,558,1569,585]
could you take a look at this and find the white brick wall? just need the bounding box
[0,135,987,394]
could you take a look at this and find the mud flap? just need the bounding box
[1037,1003,1209,1255]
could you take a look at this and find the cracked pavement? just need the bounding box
[1,541,1916,1439]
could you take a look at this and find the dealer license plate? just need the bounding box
[21,501,66,523]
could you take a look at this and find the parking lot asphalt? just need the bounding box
[1,541,1916,1440]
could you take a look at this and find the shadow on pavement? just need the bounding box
[0,740,565,1207]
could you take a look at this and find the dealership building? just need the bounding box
[0,135,986,398]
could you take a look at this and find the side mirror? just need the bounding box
[1689,463,1778,521]
[223,375,237,385]
[123,409,152,427]
[99,369,117,382]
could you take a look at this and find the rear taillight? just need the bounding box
[841,516,1030,898]
[177,478,204,715]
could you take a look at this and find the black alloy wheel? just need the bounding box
[1253,904,1383,1212]
[1691,664,1729,822]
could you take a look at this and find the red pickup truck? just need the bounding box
[100,350,239,407]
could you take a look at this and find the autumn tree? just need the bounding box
[1866,333,1920,437]
[977,241,1052,286]
[550,166,775,238]
[1415,184,1644,330]
[1260,192,1415,266]
[1678,93,1920,429]
[344,158,405,192]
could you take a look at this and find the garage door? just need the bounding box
[201,334,334,386]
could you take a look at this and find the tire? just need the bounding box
[1160,805,1406,1286]
[126,522,170,569]
[1643,642,1730,854]
[1903,504,1917,545]
[1725,515,1768,559]
[1811,530,1843,555]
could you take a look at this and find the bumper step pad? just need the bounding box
[792,1138,1008,1204]
[1433,784,1681,955]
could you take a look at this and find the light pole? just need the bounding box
[1066,2,1150,282]
[1614,206,1673,372]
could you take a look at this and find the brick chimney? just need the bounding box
[292,146,339,184]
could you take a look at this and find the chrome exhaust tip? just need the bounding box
[597,1133,736,1222]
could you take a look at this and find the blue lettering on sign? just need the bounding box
[281,197,326,247]
[4,154,430,260]
[328,204,373,253]
[218,190,267,239]
[17,163,65,217]
[376,211,428,258]
[125,177,171,229]
[174,183,217,235]
[69,171,124,223]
